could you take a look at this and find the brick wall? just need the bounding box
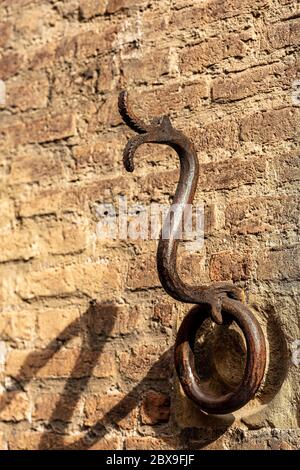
[0,0,299,450]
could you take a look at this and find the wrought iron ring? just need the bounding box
[174,297,266,415]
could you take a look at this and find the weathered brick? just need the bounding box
[1,113,76,147]
[122,49,172,84]
[89,435,123,450]
[119,343,172,381]
[3,72,49,111]
[0,22,13,48]
[0,52,23,80]
[72,140,121,171]
[212,63,286,102]
[153,303,174,328]
[199,156,266,190]
[9,149,63,185]
[266,19,300,49]
[274,151,300,183]
[106,0,148,14]
[0,198,15,233]
[7,431,90,450]
[0,432,5,450]
[39,221,87,256]
[125,436,176,450]
[0,310,36,343]
[188,119,239,152]
[141,390,170,424]
[18,175,128,218]
[88,303,140,337]
[170,0,269,30]
[6,348,116,379]
[210,251,253,282]
[84,393,138,429]
[127,254,159,290]
[0,392,29,422]
[0,230,38,262]
[16,261,123,300]
[240,107,300,143]
[180,33,247,73]
[76,27,117,59]
[138,156,264,198]
[33,392,81,421]
[37,308,81,343]
[226,195,299,235]
[79,0,106,19]
[257,246,300,281]
[131,79,210,115]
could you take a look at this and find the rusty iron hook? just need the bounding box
[118,90,266,414]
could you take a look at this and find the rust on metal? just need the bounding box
[118,90,266,414]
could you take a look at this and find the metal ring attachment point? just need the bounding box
[174,298,266,415]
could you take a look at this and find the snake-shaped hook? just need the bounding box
[118,90,266,414]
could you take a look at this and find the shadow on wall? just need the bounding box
[0,301,233,450]
[0,302,177,450]
[0,301,290,449]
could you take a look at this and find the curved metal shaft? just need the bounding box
[118,90,266,414]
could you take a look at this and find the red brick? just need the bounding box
[240,107,300,143]
[257,246,300,281]
[84,393,138,429]
[210,251,253,282]
[141,390,170,424]
[180,33,247,74]
[226,195,299,235]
